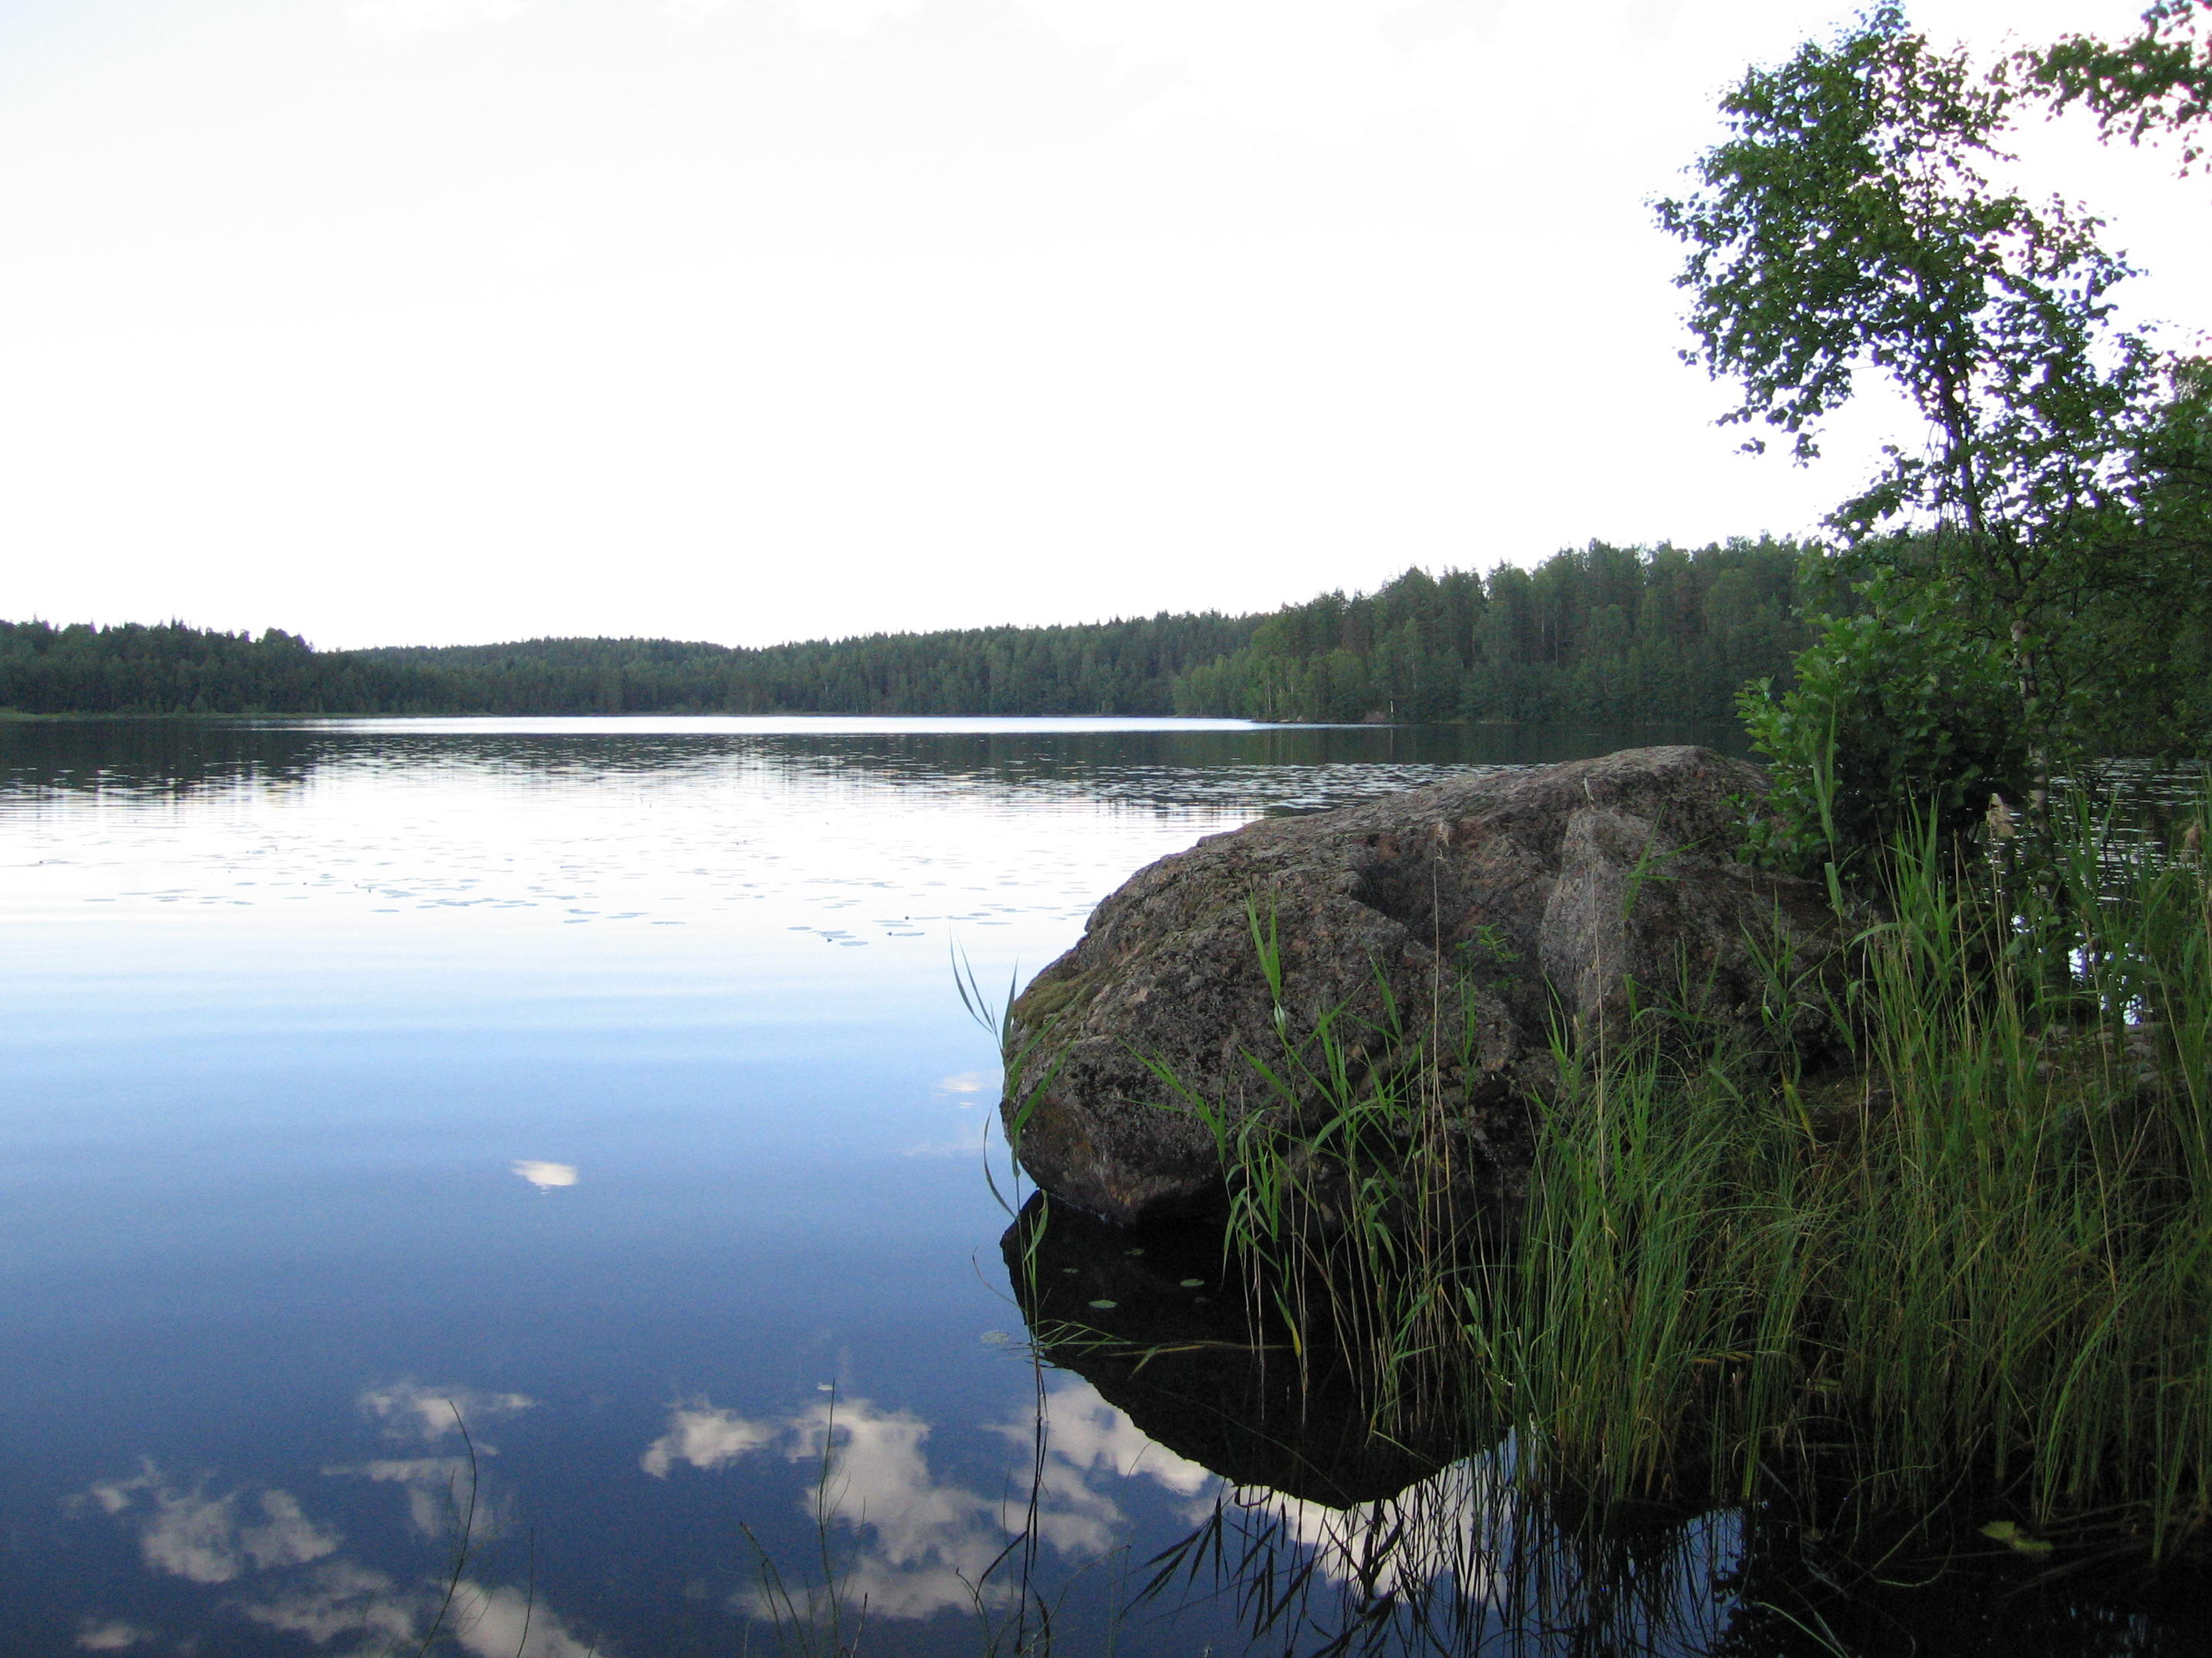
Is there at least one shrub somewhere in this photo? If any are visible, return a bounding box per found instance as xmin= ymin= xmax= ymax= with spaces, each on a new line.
xmin=1738 ymin=570 xmax=2028 ymax=875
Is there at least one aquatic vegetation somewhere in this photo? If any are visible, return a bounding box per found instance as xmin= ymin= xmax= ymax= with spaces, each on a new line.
xmin=1068 ymin=793 xmax=2212 ymax=1567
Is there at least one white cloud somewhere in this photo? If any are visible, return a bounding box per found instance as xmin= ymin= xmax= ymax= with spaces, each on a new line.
xmin=908 ymin=1070 xmax=1002 ymax=1151
xmin=643 ymin=1381 xmax=1218 ymax=1620
xmin=984 ymin=1378 xmax=1215 ymax=1555
xmin=1221 ymin=1457 xmax=1519 ymax=1602
xmin=244 ymin=1563 xmax=598 ymax=1658
xmin=1043 ymin=1379 xmax=1212 ymax=1500
xmin=898 ymin=1121 xmax=991 ymax=1157
xmin=75 ymin=1453 xmax=596 ymax=1658
xmin=639 ymin=1393 xmax=1018 ymax=1617
xmin=348 ymin=1457 xmax=481 ymax=1535
xmin=1002 ymin=0 xmax=1411 ymax=145
xmin=343 ymin=0 xmax=535 ymax=39
xmin=451 ymin=1583 xmax=602 ymax=1658
xmin=640 ymin=1403 xmax=778 ymax=1477
xmin=1207 ymin=1460 xmax=1735 ymax=1622
xmin=498 ymin=221 xmax=582 ymax=280
xmin=991 ymin=0 xmax=1989 ymax=155
xmin=1041 ymin=1379 xmax=1211 ymax=1495
xmin=139 ymin=1493 xmax=243 ymax=1584
xmin=79 ymin=1466 xmax=340 ymax=1586
xmin=771 ymin=1396 xmax=1011 ymax=1619
xmin=358 ymin=1380 xmax=537 ymax=1443
xmin=82 ymin=1471 xmax=143 ymax=1518
xmin=775 ymin=0 xmax=924 ymax=35
xmin=239 ymin=1490 xmax=345 ymax=1573
xmin=511 ymin=1158 xmax=579 ymax=1189
xmin=243 ymin=1560 xmax=416 ymax=1646
xmin=5 ymin=0 xmax=2198 ymax=658
xmin=74 ymin=1622 xmax=154 ymax=1653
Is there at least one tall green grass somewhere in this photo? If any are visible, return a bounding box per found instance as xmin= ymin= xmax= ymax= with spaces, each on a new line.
xmin=1128 ymin=898 xmax=1492 ymax=1435
xmin=1145 ymin=794 xmax=2212 ymax=1560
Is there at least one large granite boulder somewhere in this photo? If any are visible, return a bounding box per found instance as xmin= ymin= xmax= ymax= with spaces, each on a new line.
xmin=1001 ymin=746 xmax=1842 ymax=1227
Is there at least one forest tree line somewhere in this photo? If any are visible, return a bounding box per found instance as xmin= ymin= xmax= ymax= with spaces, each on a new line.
xmin=1169 ymin=538 xmax=1804 ymax=723
xmin=1 ymin=538 xmax=1807 ymax=724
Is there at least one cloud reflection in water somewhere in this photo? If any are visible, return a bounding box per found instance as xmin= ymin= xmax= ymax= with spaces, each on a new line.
xmin=75 ymin=1453 xmax=601 ymax=1658
xmin=242 ymin=1560 xmax=601 ymax=1658
xmin=639 ymin=1403 xmax=777 ymax=1478
xmin=80 ymin=1463 xmax=341 ymax=1585
xmin=346 ymin=1457 xmax=481 ymax=1536
xmin=358 ymin=1379 xmax=536 ymax=1444
xmin=642 ymin=1380 xmax=1213 ymax=1620
xmin=638 ymin=1378 xmax=1589 ymax=1636
xmin=71 ymin=1370 xmax=605 ymax=1657
xmin=73 ymin=1620 xmax=155 ymax=1651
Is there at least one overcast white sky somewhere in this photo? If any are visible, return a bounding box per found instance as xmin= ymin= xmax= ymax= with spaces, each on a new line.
xmin=2 ymin=0 xmax=2203 ymax=649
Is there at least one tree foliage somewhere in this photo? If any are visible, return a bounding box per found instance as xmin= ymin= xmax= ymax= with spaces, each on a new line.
xmin=1661 ymin=3 xmax=2211 ymax=858
xmin=0 ymin=621 xmax=436 ymax=717
xmin=1171 ymin=541 xmax=1804 ymax=724
xmin=2027 ymin=0 xmax=2212 ymax=173
xmin=1 ymin=543 xmax=1805 ymax=724
xmin=0 ymin=614 xmax=1251 ymax=718
xmin=361 ymin=613 xmax=1257 ymax=717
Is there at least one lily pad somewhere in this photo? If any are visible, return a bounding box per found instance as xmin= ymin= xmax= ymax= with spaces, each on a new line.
xmin=1978 ymin=1520 xmax=2054 ymax=1556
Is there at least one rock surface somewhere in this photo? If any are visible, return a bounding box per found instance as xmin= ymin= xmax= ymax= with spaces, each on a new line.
xmin=1001 ymin=746 xmax=1841 ymax=1227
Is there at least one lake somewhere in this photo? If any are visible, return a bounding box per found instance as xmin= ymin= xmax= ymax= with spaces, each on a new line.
xmin=1 ymin=717 xmax=2192 ymax=1658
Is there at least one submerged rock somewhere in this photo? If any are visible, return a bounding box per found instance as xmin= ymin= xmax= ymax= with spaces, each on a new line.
xmin=1001 ymin=745 xmax=1841 ymax=1227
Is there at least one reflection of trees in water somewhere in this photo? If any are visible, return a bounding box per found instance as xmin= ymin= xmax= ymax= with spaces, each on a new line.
xmin=0 ymin=721 xmax=325 ymax=801
xmin=0 ymin=721 xmax=1745 ymax=811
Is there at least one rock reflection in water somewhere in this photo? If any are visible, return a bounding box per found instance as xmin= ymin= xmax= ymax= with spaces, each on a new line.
xmin=1001 ymin=1194 xmax=1488 ymax=1510
xmin=1002 ymin=1195 xmax=2212 ymax=1658
xmin=1001 ymin=1195 xmax=1741 ymax=1654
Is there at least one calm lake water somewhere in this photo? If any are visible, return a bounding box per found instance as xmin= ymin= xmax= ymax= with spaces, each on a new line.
xmin=2 ymin=717 xmax=2195 ymax=1658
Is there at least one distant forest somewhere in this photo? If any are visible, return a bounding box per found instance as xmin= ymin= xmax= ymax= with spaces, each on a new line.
xmin=1171 ymin=539 xmax=1802 ymax=723
xmin=1 ymin=538 xmax=1806 ymax=723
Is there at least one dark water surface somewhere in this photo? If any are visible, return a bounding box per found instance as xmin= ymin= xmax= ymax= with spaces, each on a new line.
xmin=2 ymin=717 xmax=2193 ymax=1658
